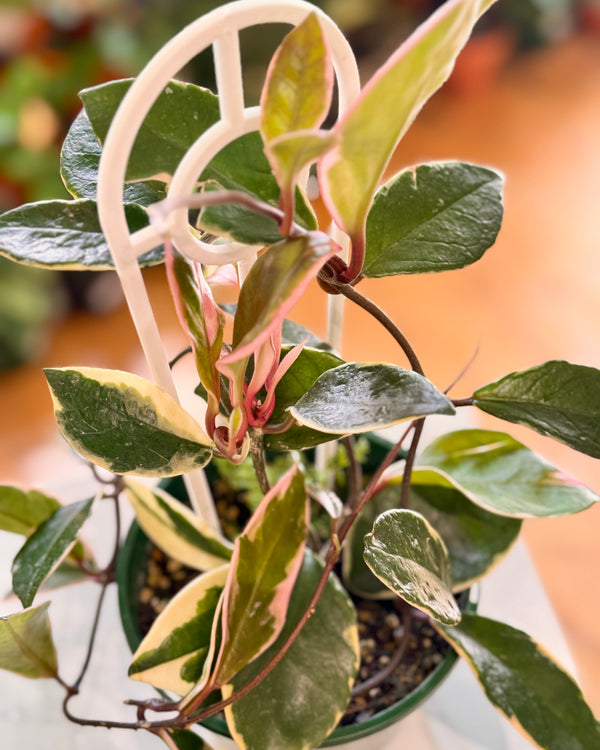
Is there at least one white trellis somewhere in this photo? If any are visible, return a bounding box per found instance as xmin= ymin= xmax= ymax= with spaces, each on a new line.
xmin=96 ymin=0 xmax=361 ymax=525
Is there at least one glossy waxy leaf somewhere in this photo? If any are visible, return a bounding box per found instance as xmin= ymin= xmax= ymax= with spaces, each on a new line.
xmin=226 ymin=234 xmax=336 ymax=363
xmin=409 ymin=469 xmax=522 ymax=590
xmin=212 ymin=467 xmax=308 ymax=686
xmin=61 ymin=109 xmax=166 ymax=205
xmin=419 ymin=429 xmax=599 ymax=517
xmin=0 ymin=486 xmax=60 ymax=535
xmin=343 ymin=472 xmax=521 ymax=596
xmin=124 ymin=481 xmax=232 ymax=573
xmin=289 ymin=363 xmax=455 ymax=434
xmin=224 ymin=551 xmax=359 ymax=750
xmin=363 ymin=162 xmax=503 ymax=277
xmin=81 ymin=80 xmax=316 ymax=244
xmin=0 ymin=484 xmax=97 ymax=588
xmin=363 ymin=509 xmax=461 ymax=624
xmin=474 ymin=361 xmax=600 ymax=459
xmin=438 ymin=613 xmax=600 ymax=750
xmin=0 ymin=199 xmax=162 ymax=270
xmin=12 ymin=496 xmax=95 ymax=608
xmin=164 ymin=729 xmax=211 ymax=750
xmin=0 ymin=604 xmax=58 ymax=679
xmin=319 ymin=0 xmax=497 ymax=239
xmin=80 ymin=79 xmax=221 ymax=182
xmin=45 ymin=367 xmax=212 ymax=476
xmin=129 ymin=565 xmax=228 ymax=695
xmin=265 ymin=346 xmax=345 ymax=451
xmin=342 ymin=482 xmax=401 ymax=599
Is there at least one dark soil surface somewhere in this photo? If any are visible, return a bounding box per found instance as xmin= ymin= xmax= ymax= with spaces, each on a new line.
xmin=135 ymin=544 xmax=453 ymax=725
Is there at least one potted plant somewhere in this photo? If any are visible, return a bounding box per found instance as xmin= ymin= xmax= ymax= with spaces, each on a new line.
xmin=0 ymin=1 xmax=598 ymax=748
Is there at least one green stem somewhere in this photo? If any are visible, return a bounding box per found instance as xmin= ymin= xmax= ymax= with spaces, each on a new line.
xmin=250 ymin=435 xmax=271 ymax=495
xmin=341 ymin=436 xmax=362 ymax=511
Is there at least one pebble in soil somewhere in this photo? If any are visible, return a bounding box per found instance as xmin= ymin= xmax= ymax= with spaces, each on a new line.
xmin=136 ymin=545 xmax=453 ymax=725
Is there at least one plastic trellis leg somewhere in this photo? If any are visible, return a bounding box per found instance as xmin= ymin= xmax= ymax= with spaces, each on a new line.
xmin=96 ymin=0 xmax=360 ymax=527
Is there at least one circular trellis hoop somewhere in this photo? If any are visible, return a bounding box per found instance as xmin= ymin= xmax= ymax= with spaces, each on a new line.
xmin=96 ymin=0 xmax=360 ymax=524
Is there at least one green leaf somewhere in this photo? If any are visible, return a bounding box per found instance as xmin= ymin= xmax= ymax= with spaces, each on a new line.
xmin=419 ymin=429 xmax=599 ymax=517
xmin=265 ymin=346 xmax=345 ymax=451
xmin=474 ymin=361 xmax=600 ymax=459
xmin=261 ymin=12 xmax=334 ymax=194
xmin=319 ymin=0 xmax=497 ymax=239
xmin=0 ymin=604 xmax=58 ymax=679
xmin=12 ymin=496 xmax=94 ymax=608
xmin=0 ymin=199 xmax=163 ymax=270
xmin=363 ymin=162 xmax=503 ymax=277
xmin=164 ymin=729 xmax=211 ymax=750
xmin=0 ymin=486 xmax=60 ymax=535
xmin=342 ymin=482 xmax=402 ymax=599
xmin=228 ymin=234 xmax=336 ymax=362
xmin=80 ymin=79 xmax=317 ymax=244
xmin=61 ymin=109 xmax=166 ymax=205
xmin=289 ymin=363 xmax=455 ymax=434
xmin=409 ymin=469 xmax=522 ymax=590
xmin=45 ymin=367 xmax=212 ymax=476
xmin=212 ymin=467 xmax=308 ymax=686
xmin=224 ymin=551 xmax=359 ymax=750
xmin=196 ymin=134 xmax=318 ymax=245
xmin=261 ymin=13 xmax=333 ymax=142
xmin=124 ymin=480 xmax=232 ymax=572
xmin=80 ymin=79 xmax=221 ymax=182
xmin=129 ymin=565 xmax=228 ymax=696
xmin=267 ymin=131 xmax=335 ymax=198
xmin=363 ymin=509 xmax=461 ymax=625
xmin=280 ymin=319 xmax=333 ymax=351
xmin=437 ymin=613 xmax=600 ymax=750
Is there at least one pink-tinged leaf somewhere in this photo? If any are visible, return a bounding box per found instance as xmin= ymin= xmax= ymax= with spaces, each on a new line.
xmin=205 ymin=263 xmax=238 ymax=287
xmin=221 ymin=233 xmax=337 ymax=368
xmin=319 ymin=0 xmax=498 ymax=240
xmin=257 ymin=339 xmax=307 ymax=426
xmin=165 ymin=244 xmax=224 ymax=411
xmin=245 ymin=335 xmax=281 ymax=427
xmin=210 ymin=466 xmax=308 ymax=687
xmin=261 ymin=12 xmax=333 ymax=143
xmin=267 ymin=130 xmax=336 ymax=220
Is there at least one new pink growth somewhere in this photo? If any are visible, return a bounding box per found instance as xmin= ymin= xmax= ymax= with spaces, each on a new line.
xmin=245 ymin=331 xmax=307 ymax=428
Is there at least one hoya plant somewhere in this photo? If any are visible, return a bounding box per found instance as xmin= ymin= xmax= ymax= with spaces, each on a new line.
xmin=0 ymin=1 xmax=599 ymax=749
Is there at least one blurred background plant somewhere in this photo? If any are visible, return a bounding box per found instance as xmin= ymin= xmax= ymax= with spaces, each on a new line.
xmin=0 ymin=0 xmax=584 ymax=370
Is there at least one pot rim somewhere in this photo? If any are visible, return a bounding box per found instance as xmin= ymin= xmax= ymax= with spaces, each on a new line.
xmin=117 ymin=511 xmax=477 ymax=746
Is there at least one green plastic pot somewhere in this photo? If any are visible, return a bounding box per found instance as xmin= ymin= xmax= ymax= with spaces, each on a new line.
xmin=117 ymin=434 xmax=476 ymax=747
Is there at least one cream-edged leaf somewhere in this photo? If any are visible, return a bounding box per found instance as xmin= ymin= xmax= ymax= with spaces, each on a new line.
xmin=289 ymin=363 xmax=455 ymax=434
xmin=437 ymin=613 xmax=600 ymax=750
xmin=363 ymin=509 xmax=461 ymax=625
xmin=44 ymin=367 xmax=212 ymax=476
xmin=124 ymin=480 xmax=232 ymax=571
xmin=129 ymin=565 xmax=229 ymax=696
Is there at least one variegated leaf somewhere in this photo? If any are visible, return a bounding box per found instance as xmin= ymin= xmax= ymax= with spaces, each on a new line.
xmin=45 ymin=367 xmax=212 ymax=476
xmin=124 ymin=480 xmax=232 ymax=571
xmin=129 ymin=566 xmax=228 ymax=695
